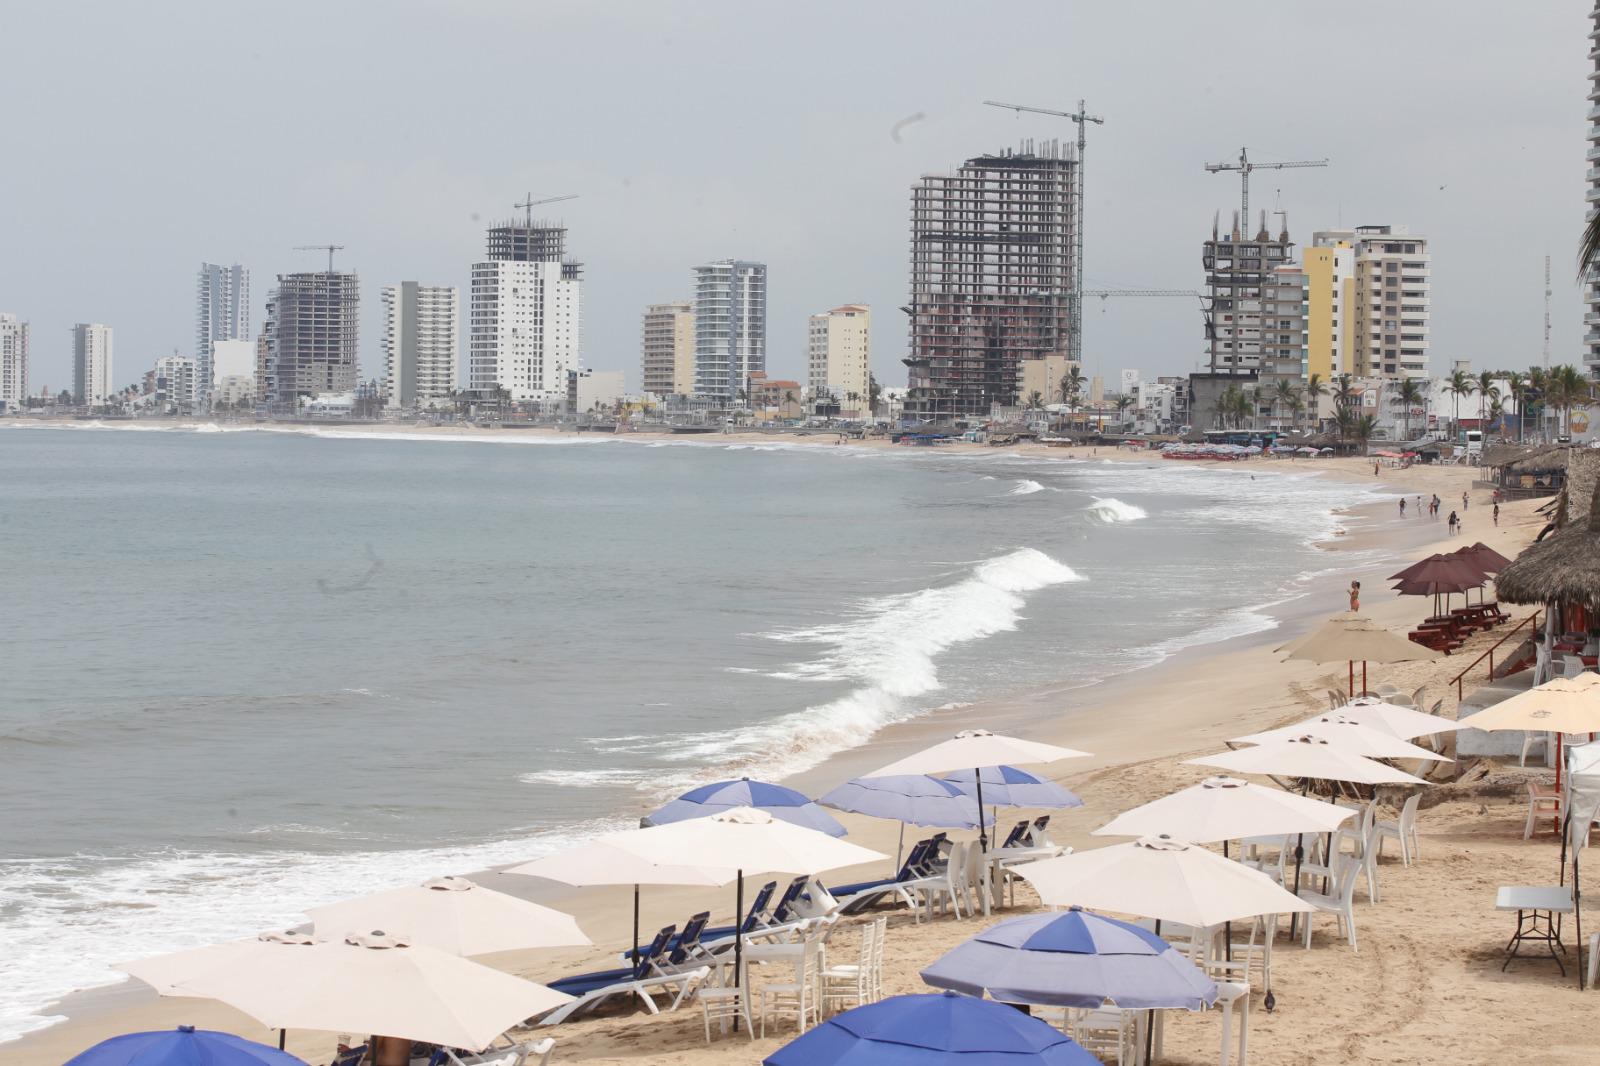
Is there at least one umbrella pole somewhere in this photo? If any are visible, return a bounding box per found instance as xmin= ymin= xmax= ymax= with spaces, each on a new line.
xmin=1143 ymin=919 xmax=1162 ymax=1066
xmin=1222 ymin=839 xmax=1233 ymax=964
xmin=975 ymin=770 xmax=988 ymax=852
xmin=632 ymin=884 xmax=642 ymax=979
xmin=1362 ymin=661 xmax=1368 ymax=697
xmin=278 ymin=1030 xmax=286 ymax=1051
xmin=1348 ymin=660 xmax=1353 ymax=697
xmin=1576 ymin=850 xmax=1586 ymax=991
xmin=733 ymin=870 xmax=745 ymax=1032
xmin=896 ymin=821 xmax=905 ymax=874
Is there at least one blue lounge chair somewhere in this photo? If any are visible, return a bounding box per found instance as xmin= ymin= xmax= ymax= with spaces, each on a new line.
xmin=999 ymin=820 xmax=1031 ymax=849
xmin=541 ymin=925 xmax=709 ymax=1025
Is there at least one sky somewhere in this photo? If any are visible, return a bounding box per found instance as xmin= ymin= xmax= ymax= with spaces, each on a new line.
xmin=0 ymin=1 xmax=1589 ymax=395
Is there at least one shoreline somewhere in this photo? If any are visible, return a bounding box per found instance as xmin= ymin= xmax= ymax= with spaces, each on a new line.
xmin=4 ymin=429 xmax=1504 ymax=1062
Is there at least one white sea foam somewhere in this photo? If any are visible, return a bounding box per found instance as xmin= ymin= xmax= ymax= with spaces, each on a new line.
xmin=1085 ymin=497 xmax=1148 ymax=523
xmin=1009 ymin=479 xmax=1045 ymax=496
xmin=518 ymin=768 xmax=655 ymax=788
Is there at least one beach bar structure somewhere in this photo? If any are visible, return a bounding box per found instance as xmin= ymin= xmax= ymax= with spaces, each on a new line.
xmin=1482 ymin=443 xmax=1575 ymax=500
xmin=903 ymin=142 xmax=1076 ymax=421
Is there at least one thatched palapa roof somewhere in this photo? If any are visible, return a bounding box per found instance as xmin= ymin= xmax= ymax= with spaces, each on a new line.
xmin=1496 ymin=455 xmax=1600 ymax=607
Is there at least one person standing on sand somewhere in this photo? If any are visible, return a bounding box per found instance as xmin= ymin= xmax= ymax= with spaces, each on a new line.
xmin=1349 ymin=581 xmax=1361 ymax=612
xmin=1399 ymin=498 xmax=1406 ymax=517
xmin=1494 ymin=502 xmax=1500 ymax=526
xmin=1374 ymin=461 xmax=1380 ymax=476
xmin=1462 ymin=491 xmax=1469 ymax=510
xmin=1448 ymin=510 xmax=1459 ymax=535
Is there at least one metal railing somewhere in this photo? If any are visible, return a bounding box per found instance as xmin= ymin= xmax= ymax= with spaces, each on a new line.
xmin=1452 ymin=611 xmax=1542 ymax=699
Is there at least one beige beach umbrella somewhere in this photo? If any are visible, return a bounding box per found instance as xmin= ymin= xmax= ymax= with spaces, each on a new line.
xmin=1457 ymin=673 xmax=1600 ymax=788
xmin=867 ymin=729 xmax=1092 ymax=849
xmin=1276 ymin=612 xmax=1441 ymax=694
xmin=1091 ymin=776 xmax=1354 ymax=843
xmin=1014 ymin=835 xmax=1314 ymax=929
xmin=1330 ymin=696 xmax=1463 ymax=741
xmin=599 ymin=807 xmax=885 ymax=995
xmin=1232 ymin=715 xmax=1451 ymax=763
xmin=154 ymin=932 xmax=570 ymax=1051
xmin=116 ymin=930 xmax=316 ymax=997
xmin=1186 ymin=736 xmax=1428 ymax=786
xmin=305 ymin=876 xmax=590 ymax=957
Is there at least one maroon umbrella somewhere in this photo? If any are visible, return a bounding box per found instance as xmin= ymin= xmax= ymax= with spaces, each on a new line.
xmin=1459 ymin=542 xmax=1514 ymax=573
xmin=1390 ymin=554 xmax=1485 ymax=618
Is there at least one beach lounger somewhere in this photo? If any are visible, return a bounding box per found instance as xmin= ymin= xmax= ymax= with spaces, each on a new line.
xmin=543 ymin=925 xmax=708 ymax=1025
xmin=436 ymin=1038 xmax=556 ymax=1066
xmin=998 ymin=821 xmax=1031 ymax=849
xmin=828 ymin=841 xmax=948 ymax=923
xmin=829 ymin=840 xmax=934 ymax=909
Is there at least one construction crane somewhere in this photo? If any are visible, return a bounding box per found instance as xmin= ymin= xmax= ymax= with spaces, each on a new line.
xmin=984 ymin=98 xmax=1103 ymax=367
xmin=514 ymin=193 xmax=578 ymax=227
xmin=1544 ymin=254 xmax=1552 ymax=370
xmin=1204 ymin=148 xmax=1327 ymax=236
xmin=294 ymin=245 xmax=346 ymax=272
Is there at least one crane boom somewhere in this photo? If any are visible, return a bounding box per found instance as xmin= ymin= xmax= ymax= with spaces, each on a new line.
xmin=514 ymin=193 xmax=578 ymax=227
xmin=983 ymin=99 xmax=1104 ymax=368
xmin=1204 ymin=147 xmax=1327 ymax=236
xmin=294 ymin=244 xmax=345 ymax=272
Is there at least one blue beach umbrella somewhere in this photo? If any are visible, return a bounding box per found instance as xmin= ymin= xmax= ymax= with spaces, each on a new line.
xmin=943 ymin=766 xmax=1084 ymax=811
xmin=764 ymin=991 xmax=1098 ymax=1066
xmin=642 ymin=777 xmax=847 ymax=837
xmin=65 ymin=1027 xmax=307 ymax=1066
xmin=819 ymin=775 xmax=992 ymax=871
xmin=920 ymin=909 xmax=1217 ymax=1011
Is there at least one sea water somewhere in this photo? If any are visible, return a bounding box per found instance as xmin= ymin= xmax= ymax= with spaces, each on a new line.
xmin=0 ymin=425 xmax=1381 ymax=1041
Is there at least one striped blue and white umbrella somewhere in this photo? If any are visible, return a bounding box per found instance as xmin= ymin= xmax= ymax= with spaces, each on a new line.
xmin=944 ymin=765 xmax=1083 ymax=810
xmin=642 ymin=778 xmax=847 ymax=837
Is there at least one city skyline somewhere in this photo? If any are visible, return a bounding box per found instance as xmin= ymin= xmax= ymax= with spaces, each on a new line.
xmin=0 ymin=2 xmax=1587 ymax=396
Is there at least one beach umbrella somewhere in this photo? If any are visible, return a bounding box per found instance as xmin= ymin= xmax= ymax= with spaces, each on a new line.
xmin=145 ymin=933 xmax=570 ymax=1052
xmin=599 ymin=808 xmax=885 ymax=1003
xmin=64 ymin=1026 xmax=307 ymax=1066
xmin=1461 ymin=541 xmax=1514 ymax=572
xmin=920 ymin=909 xmax=1217 ymax=1011
xmin=641 ymin=777 xmax=847 ymax=836
xmin=818 ymin=774 xmax=990 ymax=871
xmin=504 ymin=842 xmax=732 ymax=986
xmin=1389 ymin=553 xmax=1484 ymax=616
xmin=942 ymin=766 xmax=1084 ymax=811
xmin=764 ymin=991 xmax=1099 ymax=1066
xmin=1091 ymin=776 xmax=1353 ymax=843
xmin=1457 ymin=673 xmax=1600 ymax=789
xmin=1276 ymin=613 xmax=1441 ymax=696
xmin=305 ymin=876 xmax=589 ymax=957
xmin=868 ymin=730 xmax=1092 ymax=850
xmin=1186 ymin=736 xmax=1428 ymax=786
xmin=1231 ymin=715 xmax=1450 ymax=763
xmin=1331 ymin=696 xmax=1463 ymax=741
xmin=117 ymin=932 xmax=317 ymax=998
xmin=1013 ymin=836 xmax=1313 ymax=931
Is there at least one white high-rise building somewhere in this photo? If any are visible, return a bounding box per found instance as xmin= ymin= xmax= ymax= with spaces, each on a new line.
xmin=1312 ymin=225 xmax=1430 ymax=379
xmin=196 ymin=263 xmax=250 ymax=404
xmin=383 ymin=282 xmax=459 ymax=409
xmin=73 ymin=323 xmax=113 ymax=406
xmin=154 ymin=355 xmax=199 ymax=412
xmin=806 ymin=304 xmax=871 ymax=415
xmin=469 ymin=221 xmax=582 ymax=404
xmin=0 ymin=313 xmax=27 ymax=411
xmin=1588 ymin=1 xmax=1600 ymax=377
xmin=693 ymin=260 xmax=766 ymax=402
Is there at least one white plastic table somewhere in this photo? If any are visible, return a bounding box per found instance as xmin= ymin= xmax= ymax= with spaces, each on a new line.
xmin=1495 ymin=885 xmax=1574 ymax=975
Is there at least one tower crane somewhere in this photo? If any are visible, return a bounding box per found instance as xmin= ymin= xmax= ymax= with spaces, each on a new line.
xmin=514 ymin=193 xmax=578 ymax=227
xmin=1204 ymin=148 xmax=1327 ymax=236
xmin=294 ymin=245 xmax=346 ymax=272
xmin=984 ymin=98 xmax=1103 ymax=367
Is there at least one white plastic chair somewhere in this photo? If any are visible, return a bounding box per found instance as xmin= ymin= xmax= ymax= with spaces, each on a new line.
xmin=922 ymin=841 xmax=968 ymax=919
xmin=819 ymin=918 xmax=877 ymax=1015
xmin=1212 ymin=981 xmax=1251 ymax=1066
xmin=1068 ymin=1007 xmax=1136 ymax=1065
xmin=1300 ymin=856 xmax=1360 ymax=951
xmin=757 ymin=940 xmax=821 ymax=1036
xmin=1521 ymin=732 xmax=1550 ymax=767
xmin=1375 ymin=793 xmax=1422 ymax=866
xmin=699 ymin=984 xmax=753 ymax=1043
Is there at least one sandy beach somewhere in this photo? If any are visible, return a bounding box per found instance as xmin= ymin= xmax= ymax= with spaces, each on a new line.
xmin=8 ymin=435 xmax=1564 ymax=1066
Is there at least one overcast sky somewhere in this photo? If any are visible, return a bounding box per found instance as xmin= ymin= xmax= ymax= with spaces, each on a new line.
xmin=0 ymin=1 xmax=1588 ymax=394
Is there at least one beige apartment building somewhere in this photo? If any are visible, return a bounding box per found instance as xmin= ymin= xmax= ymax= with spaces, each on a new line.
xmin=641 ymin=301 xmax=695 ymax=397
xmin=1018 ymin=353 xmax=1078 ymax=407
xmin=807 ymin=304 xmax=871 ymax=415
xmin=1312 ymin=225 xmax=1430 ymax=380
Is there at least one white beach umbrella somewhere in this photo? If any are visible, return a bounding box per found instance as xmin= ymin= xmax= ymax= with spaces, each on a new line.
xmin=1091 ymin=776 xmax=1354 ymax=843
xmin=600 ymin=807 xmax=885 ymax=992
xmin=504 ymin=842 xmax=733 ymax=981
xmin=1457 ymin=673 xmax=1600 ymax=789
xmin=1014 ymin=835 xmax=1314 ymax=929
xmin=1186 ymin=736 xmax=1429 ymax=786
xmin=1331 ymin=696 xmax=1463 ymax=741
xmin=305 ymin=876 xmax=590 ymax=957
xmin=1232 ymin=715 xmax=1451 ymax=763
xmin=867 ymin=729 xmax=1091 ymax=849
xmin=117 ymin=930 xmax=316 ymax=997
xmin=130 ymin=932 xmax=571 ymax=1051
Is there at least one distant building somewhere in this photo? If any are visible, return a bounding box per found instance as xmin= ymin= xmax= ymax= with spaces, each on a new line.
xmin=1312 ymin=226 xmax=1430 ymax=379
xmin=807 ymin=304 xmax=871 ymax=416
xmin=1119 ymin=368 xmax=1140 ymax=398
xmin=72 ymin=323 xmax=113 ymax=406
xmin=1259 ymin=263 xmax=1310 ymax=423
xmin=1203 ymin=213 xmax=1293 ymax=376
xmin=746 ymin=371 xmax=803 ymax=417
xmin=0 ymin=313 xmax=28 ymax=411
xmin=195 ymin=263 xmax=250 ymax=405
xmin=264 ymin=271 xmax=359 ymax=407
xmin=1300 ymin=238 xmax=1355 ymax=385
xmin=568 ymin=368 xmax=625 ymax=414
xmin=1019 ymin=354 xmax=1077 ymax=408
xmin=641 ymin=301 xmax=695 ymax=397
xmin=905 ymin=143 xmax=1075 ymax=419
xmin=154 ymin=355 xmax=199 ymax=412
xmin=383 ymin=282 xmax=459 ymax=410
xmin=469 ymin=220 xmax=582 ymax=405
xmin=209 ymin=339 xmax=255 ymax=408
xmin=693 ymin=260 xmax=766 ymax=402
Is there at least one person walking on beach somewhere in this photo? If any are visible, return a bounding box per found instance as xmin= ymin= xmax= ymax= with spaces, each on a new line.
xmin=1462 ymin=491 xmax=1469 ymax=510
xmin=1399 ymin=498 xmax=1406 ymax=517
xmin=1494 ymin=502 xmax=1500 ymax=526
xmin=1447 ymin=510 xmax=1459 ymax=535
xmin=1349 ymin=581 xmax=1361 ymax=612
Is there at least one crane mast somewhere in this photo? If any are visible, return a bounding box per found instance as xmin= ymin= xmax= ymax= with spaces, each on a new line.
xmin=983 ymin=99 xmax=1103 ymax=367
xmin=1203 ymin=148 xmax=1327 ymax=236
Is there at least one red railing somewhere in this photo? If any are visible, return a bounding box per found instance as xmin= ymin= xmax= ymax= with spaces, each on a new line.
xmin=1452 ymin=611 xmax=1542 ymax=699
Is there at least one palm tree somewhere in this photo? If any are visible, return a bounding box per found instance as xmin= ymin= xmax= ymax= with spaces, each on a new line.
xmin=1273 ymin=380 xmax=1298 ymax=429
xmin=1549 ymin=364 xmax=1592 ymax=437
xmin=1332 ymin=373 xmax=1356 ymax=410
xmin=1026 ymin=390 xmax=1044 ymax=410
xmin=1113 ymin=392 xmax=1133 ymax=426
xmin=1475 ymin=370 xmax=1497 ymax=426
xmin=868 ymin=374 xmax=882 ymax=419
xmin=1501 ymin=370 xmax=1528 ymax=442
xmin=1444 ymin=369 xmax=1475 ymax=434
xmin=1352 ymin=414 xmax=1378 ymax=451
xmin=1391 ymin=378 xmax=1425 ymax=442
xmin=1060 ymin=365 xmax=1086 ymax=406
xmin=1332 ymin=406 xmax=1355 ymax=450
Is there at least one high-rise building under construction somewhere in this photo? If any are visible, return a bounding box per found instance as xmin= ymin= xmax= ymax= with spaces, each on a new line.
xmin=904 ymin=142 xmax=1075 ymax=420
xmin=1202 ymin=213 xmax=1295 ymax=377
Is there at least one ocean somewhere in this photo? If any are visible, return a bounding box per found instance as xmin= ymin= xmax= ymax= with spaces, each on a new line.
xmin=0 ymin=424 xmax=1383 ymax=1041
